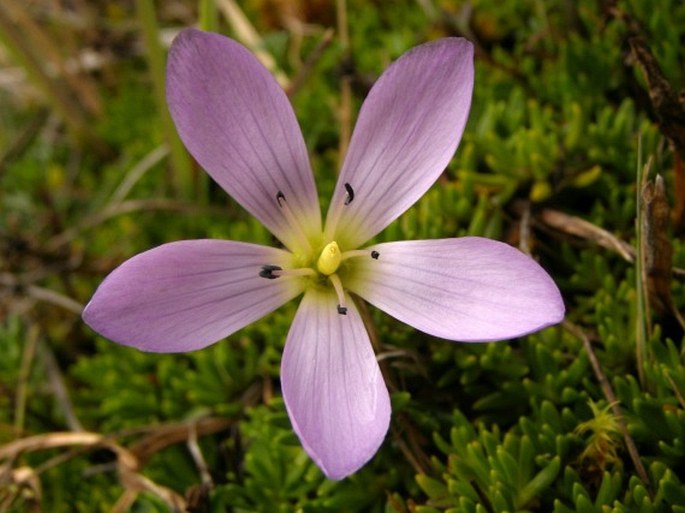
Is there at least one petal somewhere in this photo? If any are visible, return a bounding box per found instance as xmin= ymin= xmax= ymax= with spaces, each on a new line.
xmin=166 ymin=29 xmax=321 ymax=252
xmin=83 ymin=240 xmax=303 ymax=352
xmin=325 ymin=38 xmax=474 ymax=249
xmin=281 ymin=288 xmax=391 ymax=480
xmin=346 ymin=238 xmax=564 ymax=342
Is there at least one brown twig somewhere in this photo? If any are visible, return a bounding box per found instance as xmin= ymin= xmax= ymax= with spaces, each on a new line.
xmin=128 ymin=417 xmax=232 ymax=466
xmin=37 ymin=339 xmax=84 ymax=432
xmin=285 ymin=28 xmax=335 ymax=97
xmin=0 ymin=431 xmax=104 ymax=460
xmin=1 ymin=416 xmax=234 ymax=511
xmin=0 ymin=108 xmax=49 ymax=177
xmin=215 ymin=0 xmax=289 ymax=87
xmin=628 ymin=36 xmax=685 ymax=161
xmin=187 ymin=423 xmax=213 ymax=487
xmin=107 ymin=144 xmax=169 ymax=206
xmin=518 ymin=200 xmax=532 ymax=256
xmin=539 ymin=209 xmax=635 ymax=262
xmin=563 ymin=321 xmax=651 ymax=492
xmin=0 ymin=273 xmax=83 ymax=315
xmin=640 ymin=174 xmax=685 ymax=331
xmin=355 ymin=298 xmax=431 ymax=475
xmin=45 ymin=198 xmax=210 ymax=251
xmin=14 ymin=326 xmax=39 ymax=434
xmin=6 ymin=0 xmax=101 ymax=116
xmin=111 ymin=441 xmax=186 ymax=512
xmin=0 ymin=0 xmax=100 ymax=141
xmin=536 ymin=205 xmax=685 ymax=283
xmin=0 ymin=465 xmax=42 ymax=512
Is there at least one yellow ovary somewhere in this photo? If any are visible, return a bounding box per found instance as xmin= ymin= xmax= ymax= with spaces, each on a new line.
xmin=317 ymin=241 xmax=342 ymax=276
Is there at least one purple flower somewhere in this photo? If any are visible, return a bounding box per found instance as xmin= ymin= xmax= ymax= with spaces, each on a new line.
xmin=83 ymin=29 xmax=564 ymax=480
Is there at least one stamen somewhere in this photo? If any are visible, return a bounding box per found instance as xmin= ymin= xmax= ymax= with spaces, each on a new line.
xmin=259 ymin=265 xmax=316 ymax=279
xmin=328 ymin=273 xmax=347 ymax=315
xmin=341 ymin=249 xmax=380 ymax=261
xmin=278 ymin=268 xmax=317 ymax=277
xmin=344 ymin=183 xmax=355 ymax=205
xmin=259 ymin=265 xmax=282 ymax=279
xmin=275 ymin=191 xmax=312 ymax=253
xmin=323 ymin=182 xmax=356 ymax=241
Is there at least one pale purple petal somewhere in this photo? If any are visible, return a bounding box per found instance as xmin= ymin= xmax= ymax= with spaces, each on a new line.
xmin=325 ymin=38 xmax=474 ymax=249
xmin=281 ymin=288 xmax=391 ymax=480
xmin=166 ymin=29 xmax=321 ymax=251
xmin=83 ymin=240 xmax=303 ymax=352
xmin=346 ymin=238 xmax=564 ymax=341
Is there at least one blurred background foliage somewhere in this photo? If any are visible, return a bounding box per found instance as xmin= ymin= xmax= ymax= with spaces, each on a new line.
xmin=1 ymin=0 xmax=685 ymax=511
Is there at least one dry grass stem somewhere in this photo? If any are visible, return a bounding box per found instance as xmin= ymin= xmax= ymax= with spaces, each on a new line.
xmin=286 ymin=27 xmax=335 ymax=97
xmin=215 ymin=0 xmax=289 ymax=87
xmin=564 ymin=321 xmax=651 ymax=493
xmin=0 ymin=416 xmax=233 ymax=511
xmin=540 ymin=209 xmax=635 ymax=262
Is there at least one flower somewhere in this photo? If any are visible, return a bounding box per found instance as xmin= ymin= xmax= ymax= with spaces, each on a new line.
xmin=83 ymin=29 xmax=564 ymax=480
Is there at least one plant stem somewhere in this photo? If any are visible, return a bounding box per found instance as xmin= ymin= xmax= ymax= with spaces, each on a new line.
xmin=199 ymin=0 xmax=219 ymax=32
xmin=136 ymin=0 xmax=194 ymax=199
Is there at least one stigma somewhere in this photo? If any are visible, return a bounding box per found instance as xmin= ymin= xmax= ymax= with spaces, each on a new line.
xmin=317 ymin=241 xmax=342 ymax=276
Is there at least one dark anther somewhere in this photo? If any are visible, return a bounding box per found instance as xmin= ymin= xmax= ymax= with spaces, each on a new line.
xmin=337 ymin=305 xmax=348 ymax=315
xmin=344 ymin=183 xmax=355 ymax=205
xmin=276 ymin=191 xmax=286 ymax=207
xmin=371 ymin=250 xmax=380 ymax=260
xmin=259 ymin=265 xmax=282 ymax=279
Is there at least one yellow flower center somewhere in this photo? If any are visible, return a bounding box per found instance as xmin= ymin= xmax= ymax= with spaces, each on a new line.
xmin=316 ymin=241 xmax=342 ymax=276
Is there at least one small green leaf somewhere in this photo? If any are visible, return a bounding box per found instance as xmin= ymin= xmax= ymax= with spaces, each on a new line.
xmin=517 ymin=456 xmax=561 ymax=509
xmin=416 ymin=474 xmax=449 ymax=500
